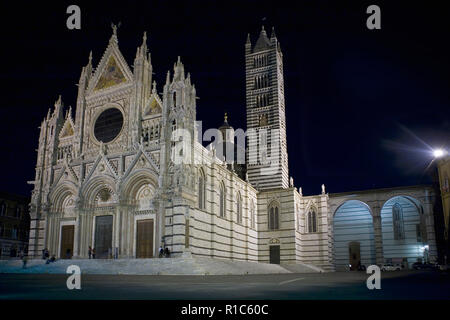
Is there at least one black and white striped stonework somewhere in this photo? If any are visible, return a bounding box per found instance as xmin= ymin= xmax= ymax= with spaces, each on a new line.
xmin=245 ymin=28 xmax=289 ymax=191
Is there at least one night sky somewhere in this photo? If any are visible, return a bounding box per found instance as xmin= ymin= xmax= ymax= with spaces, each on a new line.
xmin=0 ymin=1 xmax=448 ymax=197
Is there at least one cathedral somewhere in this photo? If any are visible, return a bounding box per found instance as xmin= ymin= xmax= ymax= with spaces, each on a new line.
xmin=27 ymin=26 xmax=438 ymax=271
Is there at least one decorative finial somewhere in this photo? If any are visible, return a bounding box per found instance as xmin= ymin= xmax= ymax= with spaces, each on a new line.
xmin=88 ymin=51 xmax=92 ymax=64
xmin=111 ymin=22 xmax=121 ymax=36
xmin=55 ymin=95 xmax=62 ymax=108
xmin=152 ymin=81 xmax=156 ymax=93
xmin=111 ymin=23 xmax=117 ymax=36
xmin=143 ymin=31 xmax=147 ymax=43
xmin=321 ymin=184 xmax=326 ymax=194
xmin=224 ymin=112 xmax=228 ymax=122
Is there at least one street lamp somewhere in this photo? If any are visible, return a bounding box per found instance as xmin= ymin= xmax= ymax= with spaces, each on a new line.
xmin=433 ymin=148 xmax=446 ymax=158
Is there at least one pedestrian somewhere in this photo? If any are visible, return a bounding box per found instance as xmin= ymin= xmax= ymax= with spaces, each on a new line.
xmin=159 ymin=246 xmax=164 ymax=258
xmin=66 ymin=248 xmax=71 ymax=259
xmin=92 ymin=248 xmax=96 ymax=259
xmin=22 ymin=254 xmax=28 ymax=269
xmin=88 ymin=246 xmax=92 ymax=259
xmin=44 ymin=248 xmax=49 ymax=260
xmin=42 ymin=248 xmax=46 ymax=260
xmin=164 ymin=247 xmax=170 ymax=258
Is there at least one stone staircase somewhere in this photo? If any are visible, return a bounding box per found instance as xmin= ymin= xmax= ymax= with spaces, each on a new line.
xmin=280 ymin=263 xmax=326 ymax=273
xmin=0 ymin=257 xmax=322 ymax=275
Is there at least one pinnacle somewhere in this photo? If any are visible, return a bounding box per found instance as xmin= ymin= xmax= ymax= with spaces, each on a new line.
xmin=270 ymin=26 xmax=276 ymax=38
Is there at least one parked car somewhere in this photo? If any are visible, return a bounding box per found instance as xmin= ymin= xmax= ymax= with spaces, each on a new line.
xmin=381 ymin=263 xmax=402 ymax=271
xmin=412 ymin=262 xmax=438 ymax=270
xmin=438 ymin=264 xmax=449 ymax=271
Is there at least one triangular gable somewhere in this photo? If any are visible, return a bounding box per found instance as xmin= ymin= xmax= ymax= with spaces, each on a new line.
xmin=52 ymin=162 xmax=79 ymax=188
xmin=94 ymin=56 xmax=127 ymax=91
xmin=143 ymin=94 xmax=162 ymax=117
xmin=122 ymin=148 xmax=159 ymax=181
xmin=87 ymin=36 xmax=134 ymax=95
xmin=89 ymin=154 xmax=119 ymax=179
xmin=59 ymin=116 xmax=75 ymax=138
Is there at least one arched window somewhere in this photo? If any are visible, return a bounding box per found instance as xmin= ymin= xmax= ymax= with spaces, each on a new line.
xmin=250 ymin=201 xmax=256 ymax=229
xmin=12 ymin=226 xmax=18 ymax=239
xmin=392 ymin=203 xmax=405 ymax=240
xmin=171 ymin=119 xmax=177 ymax=132
xmin=219 ymin=182 xmax=226 ymax=218
xmin=307 ymin=210 xmax=317 ymax=233
xmin=0 ymin=202 xmax=6 ymax=216
xmin=236 ymin=192 xmax=242 ymax=224
xmin=268 ymin=203 xmax=279 ymax=230
xmin=198 ymin=169 xmax=206 ymax=209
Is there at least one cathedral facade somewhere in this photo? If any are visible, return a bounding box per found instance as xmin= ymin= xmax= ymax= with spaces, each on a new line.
xmin=28 ymin=27 xmax=438 ymax=270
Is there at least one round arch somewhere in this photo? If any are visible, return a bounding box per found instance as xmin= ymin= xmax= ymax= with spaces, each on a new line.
xmin=380 ymin=195 xmax=425 ymax=267
xmin=333 ymin=200 xmax=376 ymax=271
xmin=48 ymin=180 xmax=78 ymax=212
xmin=332 ymin=199 xmax=374 ymax=218
xmin=120 ymin=168 xmax=158 ymax=203
xmin=82 ymin=174 xmax=117 ymax=205
xmin=380 ymin=194 xmax=424 ymax=215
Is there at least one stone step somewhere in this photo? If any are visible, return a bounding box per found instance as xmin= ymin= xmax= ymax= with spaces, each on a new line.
xmin=0 ymin=257 xmax=303 ymax=275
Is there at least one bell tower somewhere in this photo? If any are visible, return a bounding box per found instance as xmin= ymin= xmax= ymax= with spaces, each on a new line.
xmin=245 ymin=26 xmax=289 ymax=190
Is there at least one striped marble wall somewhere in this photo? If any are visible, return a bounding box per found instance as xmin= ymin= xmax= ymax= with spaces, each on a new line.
xmin=380 ymin=196 xmax=423 ymax=266
xmin=333 ymin=200 xmax=376 ymax=270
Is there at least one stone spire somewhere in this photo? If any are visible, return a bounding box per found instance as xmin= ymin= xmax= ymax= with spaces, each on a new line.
xmin=253 ymin=25 xmax=271 ymax=52
xmin=173 ymin=56 xmax=185 ymax=82
xmin=270 ymin=26 xmax=276 ymax=39
xmin=54 ymin=95 xmax=63 ymax=115
xmin=140 ymin=31 xmax=148 ymax=57
xmin=165 ymin=70 xmax=171 ymax=85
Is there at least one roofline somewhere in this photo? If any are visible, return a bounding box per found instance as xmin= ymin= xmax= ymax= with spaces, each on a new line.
xmin=328 ymin=184 xmax=434 ymax=198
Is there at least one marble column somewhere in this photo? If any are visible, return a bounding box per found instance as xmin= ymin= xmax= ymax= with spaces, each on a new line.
xmin=423 ymin=192 xmax=438 ymax=262
xmin=373 ymin=214 xmax=384 ymax=265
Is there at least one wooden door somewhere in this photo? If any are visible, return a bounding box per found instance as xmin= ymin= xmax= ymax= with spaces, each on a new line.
xmin=269 ymin=245 xmax=280 ymax=264
xmin=348 ymin=241 xmax=361 ymax=270
xmin=136 ymin=219 xmax=154 ymax=258
xmin=95 ymin=215 xmax=113 ymax=259
xmin=60 ymin=225 xmax=74 ymax=259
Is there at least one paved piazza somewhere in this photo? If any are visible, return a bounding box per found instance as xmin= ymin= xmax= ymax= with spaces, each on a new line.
xmin=1 ymin=270 xmax=449 ymax=300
